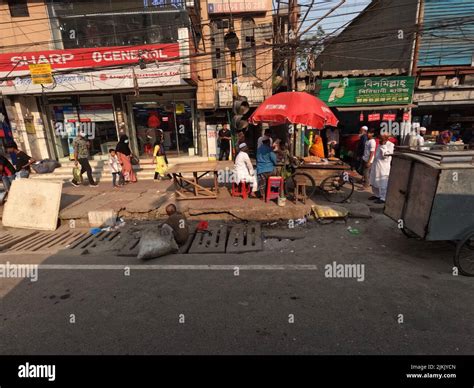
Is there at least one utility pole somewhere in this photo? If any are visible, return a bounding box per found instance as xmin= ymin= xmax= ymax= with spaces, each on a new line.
xmin=288 ymin=0 xmax=298 ymax=91
xmin=224 ymin=28 xmax=240 ymax=101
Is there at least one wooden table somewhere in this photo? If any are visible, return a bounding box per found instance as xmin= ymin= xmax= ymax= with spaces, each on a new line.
xmin=168 ymin=161 xmax=232 ymax=200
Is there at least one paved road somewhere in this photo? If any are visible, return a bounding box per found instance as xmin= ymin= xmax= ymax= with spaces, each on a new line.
xmin=0 ymin=214 xmax=473 ymax=355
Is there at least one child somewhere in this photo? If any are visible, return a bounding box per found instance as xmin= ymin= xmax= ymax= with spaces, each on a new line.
xmin=153 ymin=139 xmax=168 ymax=180
xmin=108 ymin=149 xmax=123 ymax=188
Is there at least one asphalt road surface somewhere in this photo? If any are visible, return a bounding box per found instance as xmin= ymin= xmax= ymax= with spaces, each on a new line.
xmin=0 ymin=214 xmax=473 ymax=355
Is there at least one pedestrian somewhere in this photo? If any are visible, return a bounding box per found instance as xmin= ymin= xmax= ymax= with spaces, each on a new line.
xmin=355 ymin=125 xmax=368 ymax=174
xmin=369 ymin=133 xmax=395 ymax=204
xmin=153 ymin=138 xmax=168 ymax=180
xmin=0 ymin=154 xmax=15 ymax=192
xmin=233 ymin=143 xmax=258 ymax=197
xmin=108 ymin=149 xmax=123 ymax=188
xmin=70 ymin=133 xmax=97 ymax=187
xmin=218 ymin=124 xmax=232 ymax=161
xmin=162 ymin=203 xmax=189 ymax=246
xmin=5 ymin=142 xmax=35 ymax=180
xmin=361 ymin=128 xmax=376 ymax=188
xmin=116 ymin=135 xmax=137 ymax=183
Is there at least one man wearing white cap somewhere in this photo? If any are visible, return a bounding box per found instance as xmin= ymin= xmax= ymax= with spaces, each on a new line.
xmin=355 ymin=125 xmax=369 ymax=175
xmin=233 ymin=143 xmax=258 ymax=196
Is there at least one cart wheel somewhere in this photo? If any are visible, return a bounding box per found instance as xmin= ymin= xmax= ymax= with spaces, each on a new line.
xmin=454 ymin=232 xmax=474 ymax=277
xmin=284 ymin=173 xmax=316 ymax=200
xmin=320 ymin=173 xmax=354 ymax=203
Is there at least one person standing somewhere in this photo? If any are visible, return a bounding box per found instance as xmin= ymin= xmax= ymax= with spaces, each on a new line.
xmin=116 ymin=135 xmax=137 ymax=183
xmin=153 ymin=139 xmax=168 ymax=180
xmin=309 ymin=131 xmax=325 ymax=158
xmin=369 ymin=133 xmax=394 ymax=204
xmin=218 ymin=124 xmax=232 ymax=161
xmin=327 ymin=127 xmax=340 ymax=157
xmin=233 ymin=143 xmax=258 ymax=197
xmin=355 ymin=126 xmax=368 ymax=174
xmin=70 ymin=134 xmax=97 ymax=187
xmin=6 ymin=142 xmax=35 ymax=180
xmin=108 ymin=149 xmax=123 ymax=188
xmin=362 ymin=128 xmax=376 ymax=188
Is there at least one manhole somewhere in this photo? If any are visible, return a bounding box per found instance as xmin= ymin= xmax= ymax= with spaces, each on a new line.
xmin=68 ymin=230 xmax=122 ymax=254
xmin=226 ymin=223 xmax=263 ymax=253
xmin=0 ymin=231 xmax=36 ymax=252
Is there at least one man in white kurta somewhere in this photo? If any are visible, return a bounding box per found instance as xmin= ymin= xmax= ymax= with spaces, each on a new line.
xmin=369 ymin=134 xmax=395 ymax=204
xmin=233 ymin=143 xmax=258 ymax=194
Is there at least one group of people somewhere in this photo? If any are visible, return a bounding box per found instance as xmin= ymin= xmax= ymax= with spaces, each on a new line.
xmin=0 ymin=142 xmax=35 ymax=194
xmin=232 ymin=129 xmax=287 ymax=198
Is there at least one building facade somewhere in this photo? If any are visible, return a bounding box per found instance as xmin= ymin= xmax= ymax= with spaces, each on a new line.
xmin=187 ymin=0 xmax=274 ymax=156
xmin=0 ymin=0 xmax=198 ymax=161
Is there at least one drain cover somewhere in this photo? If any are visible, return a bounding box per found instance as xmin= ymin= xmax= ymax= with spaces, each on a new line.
xmin=0 ymin=232 xmax=36 ymax=252
xmin=226 ymin=223 xmax=262 ymax=253
xmin=188 ymin=226 xmax=228 ymax=254
xmin=68 ymin=230 xmax=122 ymax=254
xmin=6 ymin=230 xmax=86 ymax=253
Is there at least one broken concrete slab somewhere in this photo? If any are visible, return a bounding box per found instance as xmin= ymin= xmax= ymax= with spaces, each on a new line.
xmin=342 ymin=202 xmax=372 ymax=218
xmin=88 ymin=210 xmax=117 ymax=228
xmin=2 ymin=180 xmax=63 ymax=231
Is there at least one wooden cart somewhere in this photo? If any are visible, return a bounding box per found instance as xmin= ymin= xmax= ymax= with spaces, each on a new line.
xmin=283 ymin=158 xmax=355 ymax=203
xmin=384 ymin=148 xmax=474 ymax=276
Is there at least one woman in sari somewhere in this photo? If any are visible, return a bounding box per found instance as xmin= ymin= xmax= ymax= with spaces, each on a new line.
xmin=116 ymin=135 xmax=137 ymax=183
xmin=153 ymin=139 xmax=168 ymax=180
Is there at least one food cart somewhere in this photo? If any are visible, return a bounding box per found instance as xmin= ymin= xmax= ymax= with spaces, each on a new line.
xmin=283 ymin=157 xmax=354 ymax=203
xmin=384 ymin=148 xmax=474 ymax=276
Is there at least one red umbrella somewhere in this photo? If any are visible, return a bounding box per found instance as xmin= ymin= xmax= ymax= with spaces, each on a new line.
xmin=249 ymin=91 xmax=338 ymax=128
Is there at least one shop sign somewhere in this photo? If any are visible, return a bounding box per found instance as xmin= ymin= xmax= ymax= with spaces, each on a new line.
xmin=28 ymin=64 xmax=53 ymax=85
xmin=382 ymin=113 xmax=396 ymax=121
xmin=403 ymin=112 xmax=410 ymax=121
xmin=368 ymin=113 xmax=381 ymax=122
xmin=0 ymin=44 xmax=180 ymax=75
xmin=208 ymin=0 xmax=269 ymax=13
xmin=318 ymin=76 xmax=415 ymax=107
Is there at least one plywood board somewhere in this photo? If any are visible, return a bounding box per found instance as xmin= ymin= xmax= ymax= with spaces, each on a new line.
xmin=2 ymin=179 xmax=63 ymax=231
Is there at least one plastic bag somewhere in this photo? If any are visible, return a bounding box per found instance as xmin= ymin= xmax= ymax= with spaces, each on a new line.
xmin=137 ymin=227 xmax=178 ymax=260
xmin=72 ymin=166 xmax=82 ymax=183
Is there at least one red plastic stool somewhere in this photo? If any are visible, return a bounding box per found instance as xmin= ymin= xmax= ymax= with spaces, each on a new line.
xmin=266 ymin=176 xmax=284 ymax=202
xmin=231 ymin=181 xmax=250 ymax=199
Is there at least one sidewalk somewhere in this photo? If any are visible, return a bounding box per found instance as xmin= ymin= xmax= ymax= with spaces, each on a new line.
xmin=56 ymin=177 xmax=379 ymax=225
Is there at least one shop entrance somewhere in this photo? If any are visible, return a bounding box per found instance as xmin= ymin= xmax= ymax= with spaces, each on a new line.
xmin=130 ymin=101 xmax=194 ymax=158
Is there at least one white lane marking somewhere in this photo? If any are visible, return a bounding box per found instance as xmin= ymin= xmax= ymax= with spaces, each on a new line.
xmin=37 ymin=264 xmax=318 ymax=271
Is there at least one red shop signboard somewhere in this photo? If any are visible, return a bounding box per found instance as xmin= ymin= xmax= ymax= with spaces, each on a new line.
xmin=0 ymin=43 xmax=180 ymax=74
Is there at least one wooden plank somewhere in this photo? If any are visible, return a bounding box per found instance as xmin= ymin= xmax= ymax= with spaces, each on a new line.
xmin=168 ymin=162 xmax=218 ymax=174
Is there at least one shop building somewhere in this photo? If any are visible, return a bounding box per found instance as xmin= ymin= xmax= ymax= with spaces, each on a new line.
xmin=411 ymin=0 xmax=474 ymax=140
xmin=187 ymin=0 xmax=274 ymax=157
xmin=0 ymin=0 xmax=199 ymax=161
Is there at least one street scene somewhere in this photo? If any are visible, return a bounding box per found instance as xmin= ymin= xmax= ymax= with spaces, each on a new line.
xmin=0 ymin=0 xmax=473 ymax=385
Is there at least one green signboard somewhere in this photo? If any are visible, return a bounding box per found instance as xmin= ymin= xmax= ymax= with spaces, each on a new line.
xmin=318 ymin=76 xmax=415 ymax=107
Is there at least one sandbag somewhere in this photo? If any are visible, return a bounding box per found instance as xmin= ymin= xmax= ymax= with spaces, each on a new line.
xmin=137 ymin=227 xmax=179 ymax=260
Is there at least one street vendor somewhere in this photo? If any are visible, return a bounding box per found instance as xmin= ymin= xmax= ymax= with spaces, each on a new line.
xmin=309 ymin=131 xmax=325 ymax=158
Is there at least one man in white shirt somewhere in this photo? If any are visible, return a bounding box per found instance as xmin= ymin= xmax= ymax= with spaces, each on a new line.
xmin=361 ymin=129 xmax=376 ymax=188
xmin=233 ymin=143 xmax=258 ymax=196
xmin=369 ymin=133 xmax=395 ymax=204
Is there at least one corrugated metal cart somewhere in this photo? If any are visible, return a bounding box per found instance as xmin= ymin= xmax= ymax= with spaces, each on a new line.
xmin=384 ymin=148 xmax=474 ymax=276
